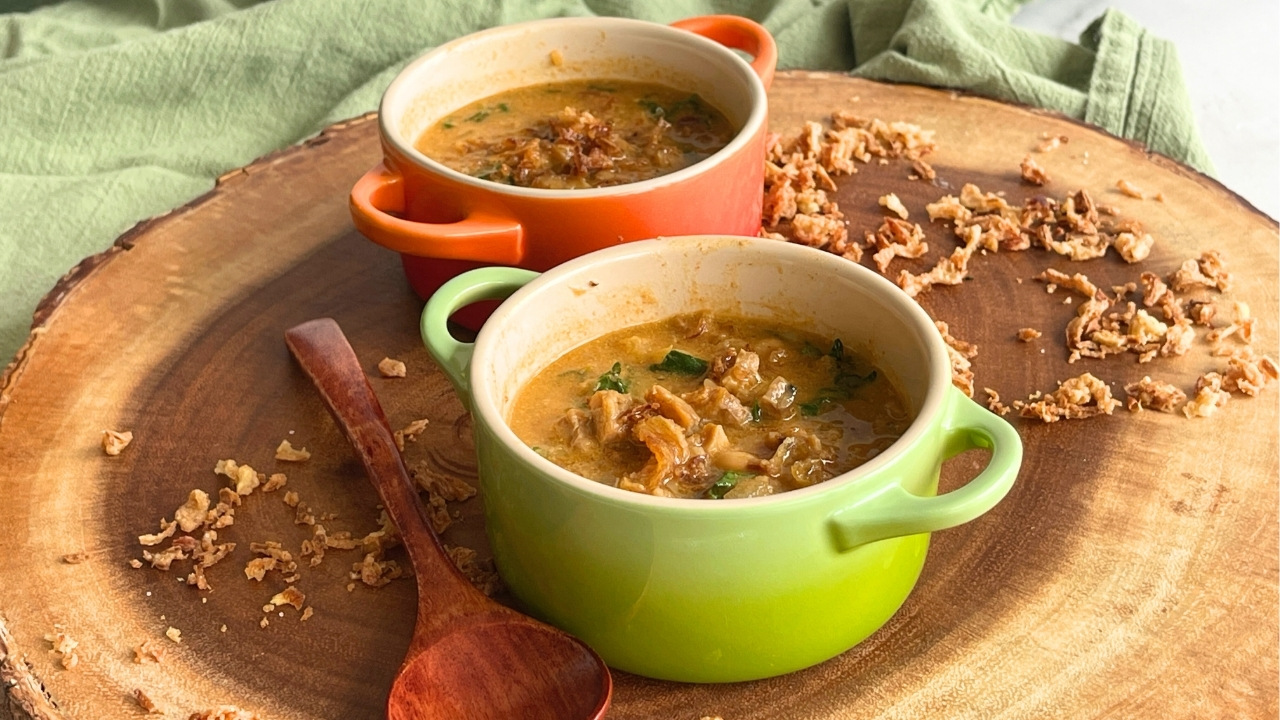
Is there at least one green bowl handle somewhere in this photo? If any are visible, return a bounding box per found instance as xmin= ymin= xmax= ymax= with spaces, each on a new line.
xmin=420 ymin=267 xmax=539 ymax=401
xmin=828 ymin=386 xmax=1022 ymax=551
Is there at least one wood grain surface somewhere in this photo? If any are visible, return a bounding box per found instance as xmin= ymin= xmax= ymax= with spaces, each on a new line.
xmin=2 ymin=72 xmax=1276 ymax=720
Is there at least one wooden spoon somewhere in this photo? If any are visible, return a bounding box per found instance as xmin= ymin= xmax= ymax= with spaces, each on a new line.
xmin=285 ymin=318 xmax=612 ymax=720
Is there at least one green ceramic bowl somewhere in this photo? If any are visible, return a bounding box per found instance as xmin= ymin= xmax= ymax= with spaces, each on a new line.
xmin=421 ymin=235 xmax=1021 ymax=683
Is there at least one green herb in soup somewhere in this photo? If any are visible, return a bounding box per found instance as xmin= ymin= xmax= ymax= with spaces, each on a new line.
xmin=415 ymin=79 xmax=736 ymax=189
xmin=508 ymin=313 xmax=914 ymax=499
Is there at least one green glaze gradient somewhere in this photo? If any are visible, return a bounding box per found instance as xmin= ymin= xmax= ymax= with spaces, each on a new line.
xmin=422 ymin=266 xmax=1021 ymax=683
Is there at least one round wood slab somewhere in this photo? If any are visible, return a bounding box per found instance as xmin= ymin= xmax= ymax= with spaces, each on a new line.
xmin=2 ymin=72 xmax=1276 ymax=720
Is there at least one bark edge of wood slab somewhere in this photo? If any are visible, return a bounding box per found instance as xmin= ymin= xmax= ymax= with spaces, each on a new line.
xmin=283 ymin=318 xmax=612 ymax=720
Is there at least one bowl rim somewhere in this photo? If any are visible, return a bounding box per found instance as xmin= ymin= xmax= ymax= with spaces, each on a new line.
xmin=377 ymin=16 xmax=770 ymax=200
xmin=467 ymin=235 xmax=956 ymax=512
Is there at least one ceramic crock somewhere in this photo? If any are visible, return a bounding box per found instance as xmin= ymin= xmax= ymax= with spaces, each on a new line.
xmin=351 ymin=15 xmax=776 ymax=325
xmin=421 ymin=236 xmax=1022 ymax=682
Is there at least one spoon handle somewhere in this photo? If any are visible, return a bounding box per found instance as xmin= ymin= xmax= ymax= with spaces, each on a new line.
xmin=284 ymin=318 xmax=478 ymax=611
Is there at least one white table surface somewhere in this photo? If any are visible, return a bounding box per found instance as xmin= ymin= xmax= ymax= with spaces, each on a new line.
xmin=1012 ymin=0 xmax=1279 ymax=220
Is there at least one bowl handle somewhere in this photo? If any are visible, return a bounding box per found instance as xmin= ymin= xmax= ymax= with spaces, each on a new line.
xmin=349 ymin=162 xmax=525 ymax=264
xmin=670 ymin=15 xmax=777 ymax=90
xmin=420 ymin=267 xmax=540 ymax=401
xmin=827 ymin=387 xmax=1022 ymax=551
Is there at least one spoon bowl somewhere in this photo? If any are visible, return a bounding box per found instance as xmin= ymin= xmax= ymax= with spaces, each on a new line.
xmin=284 ymin=318 xmax=611 ymax=720
xmin=389 ymin=616 xmax=613 ymax=720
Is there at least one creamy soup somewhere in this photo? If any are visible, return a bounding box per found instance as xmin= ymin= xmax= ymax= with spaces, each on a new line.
xmin=414 ymin=79 xmax=736 ymax=189
xmin=508 ymin=313 xmax=913 ymax=499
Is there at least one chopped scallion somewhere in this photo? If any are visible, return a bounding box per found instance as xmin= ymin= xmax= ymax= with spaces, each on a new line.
xmin=708 ymin=471 xmax=746 ymax=499
xmin=648 ymin=350 xmax=708 ymax=376
xmin=594 ymin=362 xmax=628 ymax=393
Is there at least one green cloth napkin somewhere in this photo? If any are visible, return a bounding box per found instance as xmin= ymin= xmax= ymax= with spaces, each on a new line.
xmin=0 ymin=0 xmax=1210 ymax=364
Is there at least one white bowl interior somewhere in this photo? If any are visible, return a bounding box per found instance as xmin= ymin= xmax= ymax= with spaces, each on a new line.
xmin=471 ymin=236 xmax=953 ymax=502
xmin=381 ymin=18 xmax=764 ymax=188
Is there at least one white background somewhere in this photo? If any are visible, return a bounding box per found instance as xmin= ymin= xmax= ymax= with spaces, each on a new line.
xmin=1013 ymin=0 xmax=1280 ymax=220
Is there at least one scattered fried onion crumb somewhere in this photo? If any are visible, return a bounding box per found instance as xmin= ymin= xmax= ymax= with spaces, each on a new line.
xmin=1116 ymin=179 xmax=1145 ymax=199
xmin=394 ymin=418 xmax=431 ymax=451
xmin=1035 ymin=133 xmax=1067 ymax=153
xmin=188 ymin=706 xmax=264 ymax=720
xmin=164 ymin=627 xmax=182 ymax=644
xmin=866 ymin=217 xmax=928 ymax=274
xmin=1014 ymin=373 xmax=1120 ymax=422
xmin=1221 ymin=348 xmax=1279 ymax=396
xmin=1034 ymin=267 xmax=1210 ymax=365
xmin=761 ymin=112 xmax=936 ymax=253
xmin=378 ymin=357 xmax=407 ymax=378
xmin=911 ymin=158 xmax=936 ymax=181
xmin=1183 ymin=373 xmax=1231 ymax=418
xmin=1036 ymin=269 xmax=1097 ymax=298
xmin=935 ymin=321 xmax=977 ymax=398
xmin=352 ymin=550 xmax=404 ymax=588
xmin=134 ymin=640 xmax=165 ymax=664
xmin=1020 ymin=155 xmax=1049 ymax=185
xmin=413 ymin=465 xmax=478 ymax=503
xmin=61 ymin=552 xmax=89 ymax=564
xmin=1170 ymin=251 xmax=1233 ymax=293
xmin=984 ymin=388 xmax=1011 ymax=416
xmin=269 ymin=586 xmax=306 ymax=611
xmin=261 ymin=473 xmax=288 ymax=493
xmin=1113 ymin=231 xmax=1154 ymax=263
xmin=879 ymin=192 xmax=909 ymax=219
xmin=275 ymin=439 xmax=311 ymax=462
xmin=339 ymin=512 xmax=408 ymax=586
xmin=895 ymin=224 xmax=985 ymax=297
xmin=446 ymin=545 xmax=504 ymax=597
xmin=294 ymin=502 xmax=317 ymax=526
xmin=44 ymin=628 xmax=79 ymax=670
xmin=139 ymin=518 xmax=178 ymax=547
xmin=549 ymin=49 xmax=564 ymax=66
xmin=920 ymin=184 xmax=1156 ymax=276
xmin=215 ymin=459 xmax=264 ymax=497
xmin=134 ymin=688 xmax=163 ymax=714
xmin=300 ymin=607 xmax=314 ymax=622
xmin=174 ymin=491 xmax=211 ymax=533
xmin=1016 ymin=328 xmax=1042 ymax=342
xmin=1186 ymin=300 xmax=1216 ymax=327
xmin=1124 ymin=377 xmax=1186 ymax=413
xmin=132 ymin=437 xmax=453 ymax=622
xmin=244 ymin=557 xmax=277 ymax=581
xmin=101 ymin=429 xmax=134 ymax=456
xmin=247 ymin=541 xmax=297 ymax=582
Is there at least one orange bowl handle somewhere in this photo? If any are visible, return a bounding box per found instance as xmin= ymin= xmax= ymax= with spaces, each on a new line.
xmin=349 ymin=163 xmax=525 ymax=265
xmin=670 ymin=15 xmax=777 ymax=91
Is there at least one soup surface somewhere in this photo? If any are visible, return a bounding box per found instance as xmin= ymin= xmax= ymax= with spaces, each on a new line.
xmin=509 ymin=313 xmax=914 ymax=499
xmin=414 ymin=79 xmax=736 ymax=189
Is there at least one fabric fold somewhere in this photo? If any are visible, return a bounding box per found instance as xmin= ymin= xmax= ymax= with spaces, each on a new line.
xmin=1079 ymin=9 xmax=1212 ymax=173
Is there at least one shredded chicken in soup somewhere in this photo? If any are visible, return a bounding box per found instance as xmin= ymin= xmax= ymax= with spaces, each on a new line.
xmin=508 ymin=313 xmax=913 ymax=499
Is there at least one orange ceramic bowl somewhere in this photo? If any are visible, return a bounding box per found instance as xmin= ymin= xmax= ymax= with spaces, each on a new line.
xmin=350 ymin=15 xmax=776 ymax=323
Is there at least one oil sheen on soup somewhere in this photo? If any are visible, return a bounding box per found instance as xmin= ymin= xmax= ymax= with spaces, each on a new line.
xmin=414 ymin=79 xmax=735 ymax=189
xmin=508 ymin=313 xmax=914 ymax=499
